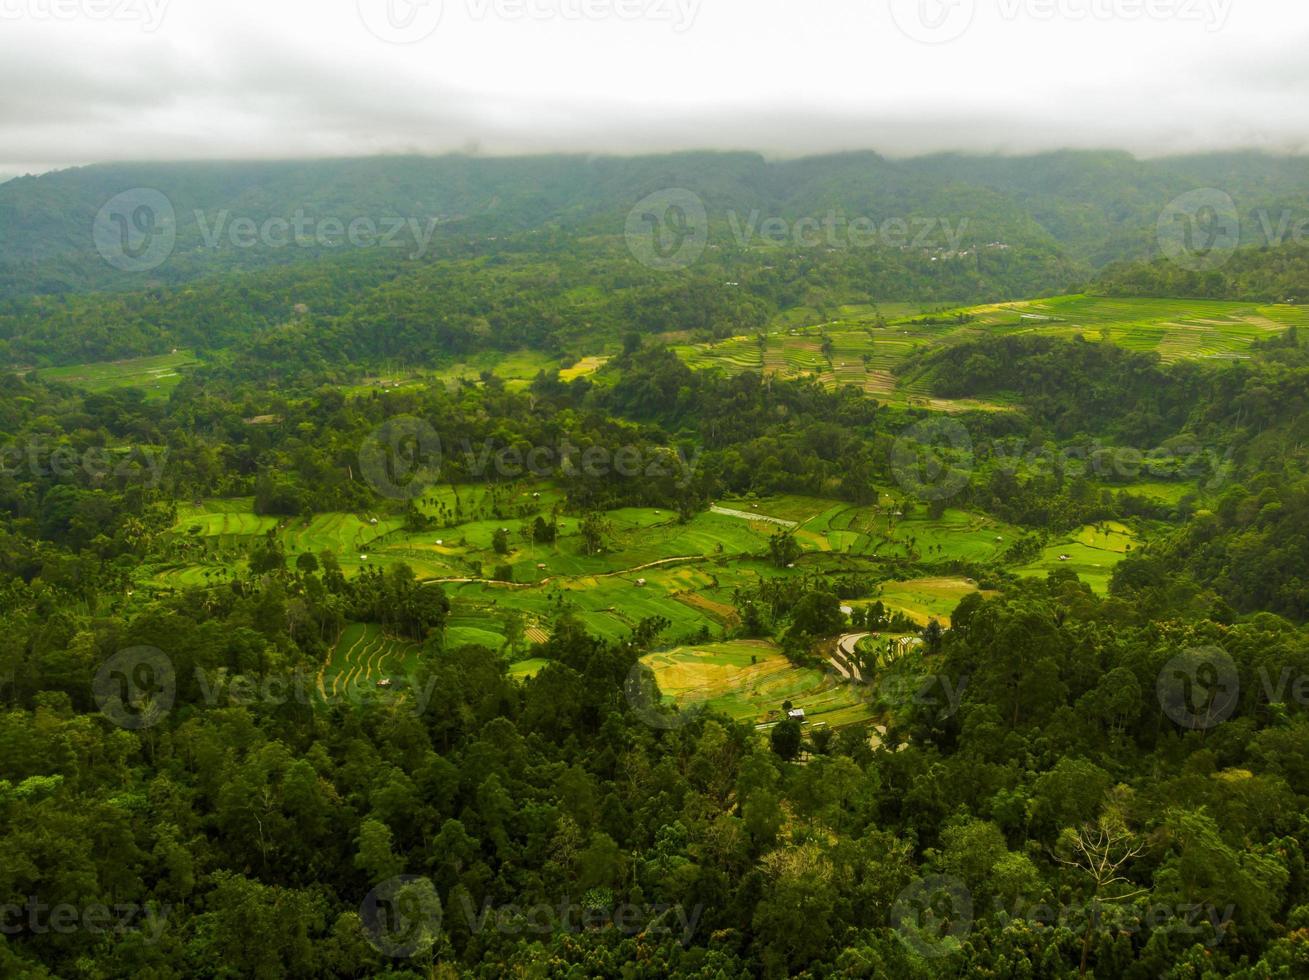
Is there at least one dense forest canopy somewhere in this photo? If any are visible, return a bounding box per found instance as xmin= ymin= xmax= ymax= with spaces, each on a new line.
xmin=5 ymin=149 xmax=1309 ymax=301
xmin=3 ymin=155 xmax=1309 ymax=978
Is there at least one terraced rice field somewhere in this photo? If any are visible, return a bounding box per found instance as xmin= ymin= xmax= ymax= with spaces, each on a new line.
xmin=445 ymin=607 xmax=513 ymax=651
xmin=641 ymin=640 xmax=876 ymax=727
xmin=1113 ymin=480 xmax=1200 ymax=505
xmin=777 ymin=335 xmax=828 ymax=373
xmin=319 ymin=623 xmax=424 ymax=703
xmin=876 ymin=577 xmax=992 ymax=627
xmin=1016 ymin=521 xmax=1141 ymax=593
xmin=829 ymin=331 xmax=871 ymax=388
xmin=148 ymin=488 xmax=1132 ymax=712
xmin=176 ymin=504 xmax=280 ymax=539
xmin=717 ymin=495 xmax=840 ymax=525
xmin=282 ymin=513 xmax=404 ymax=555
xmin=673 ymin=336 xmax=762 ymax=371
xmin=676 ymin=321 xmax=1000 ymax=410
xmin=788 ymin=500 xmax=1018 ymax=563
xmin=169 ymin=503 xmax=406 ymax=573
xmin=559 ymin=356 xmax=610 ymax=381
xmin=433 ymin=554 xmax=762 ymax=651
xmin=672 ymin=296 xmax=1308 ymax=409
xmin=150 ymin=562 xmax=241 ymax=589
xmin=948 ymin=295 xmax=1308 ymax=363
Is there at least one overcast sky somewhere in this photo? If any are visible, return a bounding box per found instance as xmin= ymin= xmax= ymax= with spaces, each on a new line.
xmin=1 ymin=0 xmax=1307 ymax=180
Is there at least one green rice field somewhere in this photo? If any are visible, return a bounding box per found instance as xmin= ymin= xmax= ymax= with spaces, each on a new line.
xmin=1015 ymin=521 xmax=1141 ymax=593
xmin=640 ymin=640 xmax=876 ymax=728
xmin=671 ymin=295 xmax=1308 ymax=410
xmin=319 ymin=623 xmax=425 ymax=705
xmin=36 ymin=350 xmax=199 ymax=398
xmin=146 ymin=486 xmax=1153 ymax=723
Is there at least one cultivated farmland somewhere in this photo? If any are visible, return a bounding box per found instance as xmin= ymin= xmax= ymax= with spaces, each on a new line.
xmin=671 ymin=295 xmax=1308 ymax=410
xmin=640 ymin=640 xmax=877 ymax=728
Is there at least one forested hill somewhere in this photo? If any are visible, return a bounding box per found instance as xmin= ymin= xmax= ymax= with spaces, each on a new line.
xmin=5 ymin=149 xmax=1309 ymax=300
xmin=1096 ymin=243 xmax=1309 ymax=303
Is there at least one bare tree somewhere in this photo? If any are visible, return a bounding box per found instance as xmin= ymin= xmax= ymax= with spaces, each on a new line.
xmin=1053 ymin=812 xmax=1148 ymax=977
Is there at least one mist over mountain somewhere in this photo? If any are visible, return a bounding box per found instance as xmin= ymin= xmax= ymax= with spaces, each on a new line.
xmin=4 ymin=147 xmax=1309 ymax=301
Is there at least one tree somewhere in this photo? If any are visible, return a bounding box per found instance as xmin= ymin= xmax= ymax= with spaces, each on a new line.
xmin=248 ymin=536 xmax=286 ymax=574
xmin=354 ymin=818 xmax=404 ymax=884
xmin=1053 ymin=813 xmax=1148 ymax=977
xmin=502 ymin=609 xmax=526 ymax=654
xmin=192 ymin=872 xmax=326 ymax=978
xmin=578 ymin=832 xmax=626 ymax=891
xmin=532 ymin=515 xmax=557 ymax=543
xmin=579 ymin=512 xmax=610 ymax=556
xmin=922 ymin=618 xmax=944 ymax=654
xmin=770 ymin=719 xmax=802 ymax=760
xmin=787 ymin=591 xmax=845 ymax=641
xmin=768 ymin=531 xmax=802 ymax=568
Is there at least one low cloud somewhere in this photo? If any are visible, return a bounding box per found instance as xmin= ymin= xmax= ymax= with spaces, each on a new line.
xmin=1 ymin=1 xmax=1307 ymax=173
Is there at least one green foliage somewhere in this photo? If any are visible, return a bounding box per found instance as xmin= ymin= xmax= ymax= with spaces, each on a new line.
xmin=1097 ymin=243 xmax=1309 ymax=303
xmin=769 ymin=719 xmax=803 ymax=760
xmin=767 ymin=530 xmax=802 ymax=568
xmin=5 ymin=157 xmax=1309 ymax=976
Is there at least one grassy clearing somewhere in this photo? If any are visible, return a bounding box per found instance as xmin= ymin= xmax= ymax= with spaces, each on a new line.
xmin=1114 ymin=480 xmax=1199 ymax=505
xmin=559 ymin=356 xmax=610 ymax=381
xmin=36 ymin=350 xmax=199 ymax=398
xmin=431 ymin=349 xmax=561 ymax=391
xmin=876 ymin=577 xmax=990 ymax=627
xmin=508 ymin=658 xmax=550 ymax=681
xmin=1015 ymin=521 xmax=1141 ymax=593
xmin=641 ymin=640 xmax=876 ymax=727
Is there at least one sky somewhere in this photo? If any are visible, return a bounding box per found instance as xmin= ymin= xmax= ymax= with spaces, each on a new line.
xmin=1 ymin=0 xmax=1307 ymax=180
